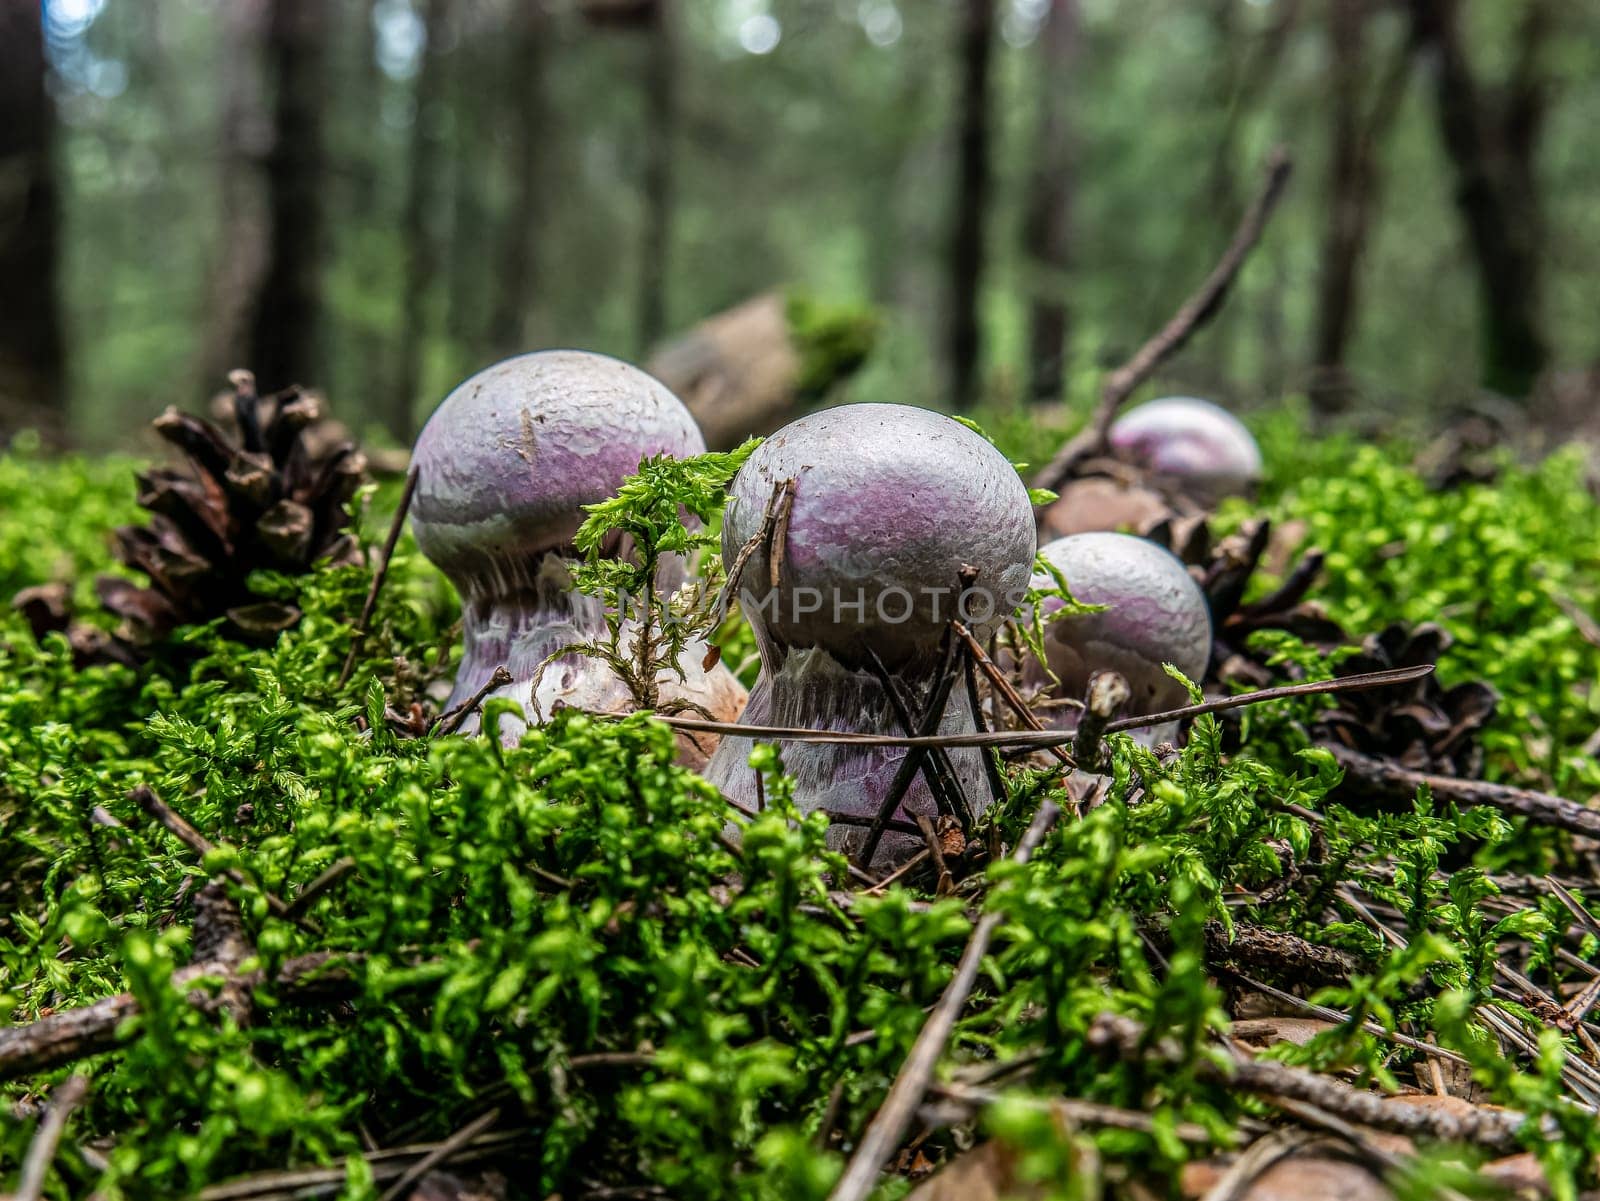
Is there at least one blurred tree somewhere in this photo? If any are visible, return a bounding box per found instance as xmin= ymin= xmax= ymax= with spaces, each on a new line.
xmin=200 ymin=0 xmax=271 ymax=391
xmin=0 ymin=0 xmax=65 ymax=443
xmin=249 ymin=0 xmax=329 ymax=392
xmin=948 ymin=0 xmax=995 ymax=410
xmin=489 ymin=0 xmax=548 ymax=359
xmin=637 ymin=0 xmax=676 ymax=352
xmin=1409 ymin=0 xmax=1550 ymax=397
xmin=1310 ymin=0 xmax=1415 ymax=413
xmin=1021 ymin=0 xmax=1079 ymax=403
xmin=396 ymin=0 xmax=455 ymax=443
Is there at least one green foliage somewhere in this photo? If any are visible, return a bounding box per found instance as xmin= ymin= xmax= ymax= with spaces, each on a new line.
xmin=546 ymin=442 xmax=759 ymax=712
xmin=1238 ymin=421 xmax=1600 ymax=799
xmin=785 ymin=293 xmax=880 ymax=402
xmin=8 ymin=430 xmax=1600 ymax=1197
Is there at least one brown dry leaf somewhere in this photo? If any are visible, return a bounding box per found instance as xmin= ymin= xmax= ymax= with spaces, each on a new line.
xmin=1181 ymin=1150 xmax=1393 ymax=1201
xmin=1230 ymin=1018 xmax=1340 ymax=1049
xmin=903 ymin=1141 xmax=1044 ymax=1201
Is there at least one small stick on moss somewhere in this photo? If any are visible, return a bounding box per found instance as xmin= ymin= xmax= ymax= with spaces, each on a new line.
xmin=338 ymin=464 xmax=420 ymax=689
xmin=283 ymin=857 xmax=357 ymax=922
xmin=829 ymin=800 xmax=1062 ymax=1201
xmin=130 ymin=786 xmax=301 ymax=926
xmin=377 ymin=1108 xmax=501 ymax=1201
xmin=0 ymin=950 xmax=357 ymax=1081
xmin=1073 ymin=671 xmax=1131 ymax=772
xmin=13 ymin=1075 xmax=90 ymax=1201
xmin=432 ymin=665 xmax=514 ymax=736
xmin=1033 ymin=146 xmax=1293 ymax=493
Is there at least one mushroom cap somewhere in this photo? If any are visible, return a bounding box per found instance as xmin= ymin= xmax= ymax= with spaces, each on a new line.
xmin=1109 ymin=397 xmax=1262 ymax=496
xmin=411 ymin=350 xmax=706 ymax=587
xmin=725 ymin=403 xmax=1036 ymax=667
xmin=1032 ymin=532 xmax=1212 ymax=714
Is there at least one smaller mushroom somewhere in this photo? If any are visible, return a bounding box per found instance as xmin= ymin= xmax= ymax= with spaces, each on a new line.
xmin=1109 ymin=397 xmax=1262 ymax=501
xmin=1025 ymin=532 xmax=1212 ymax=744
xmin=410 ymin=350 xmax=746 ymax=760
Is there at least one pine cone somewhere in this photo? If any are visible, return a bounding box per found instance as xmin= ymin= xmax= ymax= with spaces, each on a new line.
xmin=1314 ymin=623 xmax=1498 ymax=777
xmin=1144 ymin=515 xmax=1346 ymax=687
xmin=13 ymin=371 xmax=366 ymax=663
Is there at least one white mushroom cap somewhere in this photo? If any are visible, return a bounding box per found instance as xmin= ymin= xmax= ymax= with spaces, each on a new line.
xmin=411 ymin=350 xmax=705 ymax=598
xmin=724 ymin=404 xmax=1036 ymax=669
xmin=1031 ymin=532 xmax=1212 ymax=717
xmin=1109 ymin=397 xmax=1262 ymax=499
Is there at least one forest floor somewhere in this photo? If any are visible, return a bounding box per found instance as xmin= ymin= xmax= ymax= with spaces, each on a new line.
xmin=5 ymin=400 xmax=1600 ymax=1201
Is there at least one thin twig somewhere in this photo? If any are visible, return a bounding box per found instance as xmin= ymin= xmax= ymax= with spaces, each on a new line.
xmin=376 ymin=1107 xmax=501 ymax=1201
xmin=338 ymin=464 xmax=420 ymax=688
xmin=1034 ymin=147 xmax=1294 ymax=493
xmin=432 ymin=665 xmax=514 ymax=736
xmin=283 ymin=857 xmax=357 ymax=922
xmin=950 ymin=618 xmax=1075 ymax=772
xmin=13 ymin=1075 xmax=90 ymax=1201
xmin=855 ymin=633 xmax=965 ymax=869
xmin=828 ymin=801 xmax=1062 ymax=1201
xmin=915 ymin=815 xmax=955 ymax=896
xmin=130 ymin=786 xmax=299 ymax=925
xmin=646 ymin=665 xmax=1434 ymax=750
xmin=868 ymin=646 xmax=971 ymax=830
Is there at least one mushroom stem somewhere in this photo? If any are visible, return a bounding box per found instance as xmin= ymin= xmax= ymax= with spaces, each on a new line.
xmin=705 ymin=646 xmax=988 ymax=865
xmin=447 ymin=553 xmax=606 ymax=711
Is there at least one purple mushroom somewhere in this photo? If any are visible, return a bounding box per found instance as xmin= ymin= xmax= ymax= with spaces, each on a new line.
xmin=411 ymin=350 xmax=746 ymax=754
xmin=703 ymin=403 xmax=1036 ymax=866
xmin=1026 ymin=532 xmax=1212 ymax=742
xmin=1109 ymin=397 xmax=1262 ymax=501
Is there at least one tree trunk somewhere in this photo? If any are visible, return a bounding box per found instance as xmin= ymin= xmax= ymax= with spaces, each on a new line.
xmin=249 ymin=0 xmax=328 ymax=393
xmin=0 ymin=0 xmax=66 ymax=444
xmin=488 ymin=0 xmax=546 ymax=358
xmin=636 ymin=0 xmax=676 ymax=354
xmin=394 ymin=0 xmax=454 ymax=444
xmin=1310 ymin=1 xmax=1414 ymax=413
xmin=1409 ymin=0 xmax=1548 ymax=397
xmin=947 ymin=0 xmax=996 ymax=411
xmin=1021 ymin=0 xmax=1079 ymax=403
xmin=200 ymin=0 xmax=272 ymax=392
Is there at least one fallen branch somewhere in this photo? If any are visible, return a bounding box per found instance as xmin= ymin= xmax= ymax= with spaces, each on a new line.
xmin=1328 ymin=743 xmax=1600 ymax=840
xmin=828 ymin=800 xmax=1062 ymax=1201
xmin=0 ymin=951 xmax=355 ymax=1082
xmin=1034 ymin=146 xmax=1294 ymax=493
xmin=1086 ymin=1011 xmax=1535 ymax=1153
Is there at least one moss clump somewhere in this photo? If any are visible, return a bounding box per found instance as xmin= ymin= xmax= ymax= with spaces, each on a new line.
xmin=4 ymin=433 xmax=1600 ymax=1198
